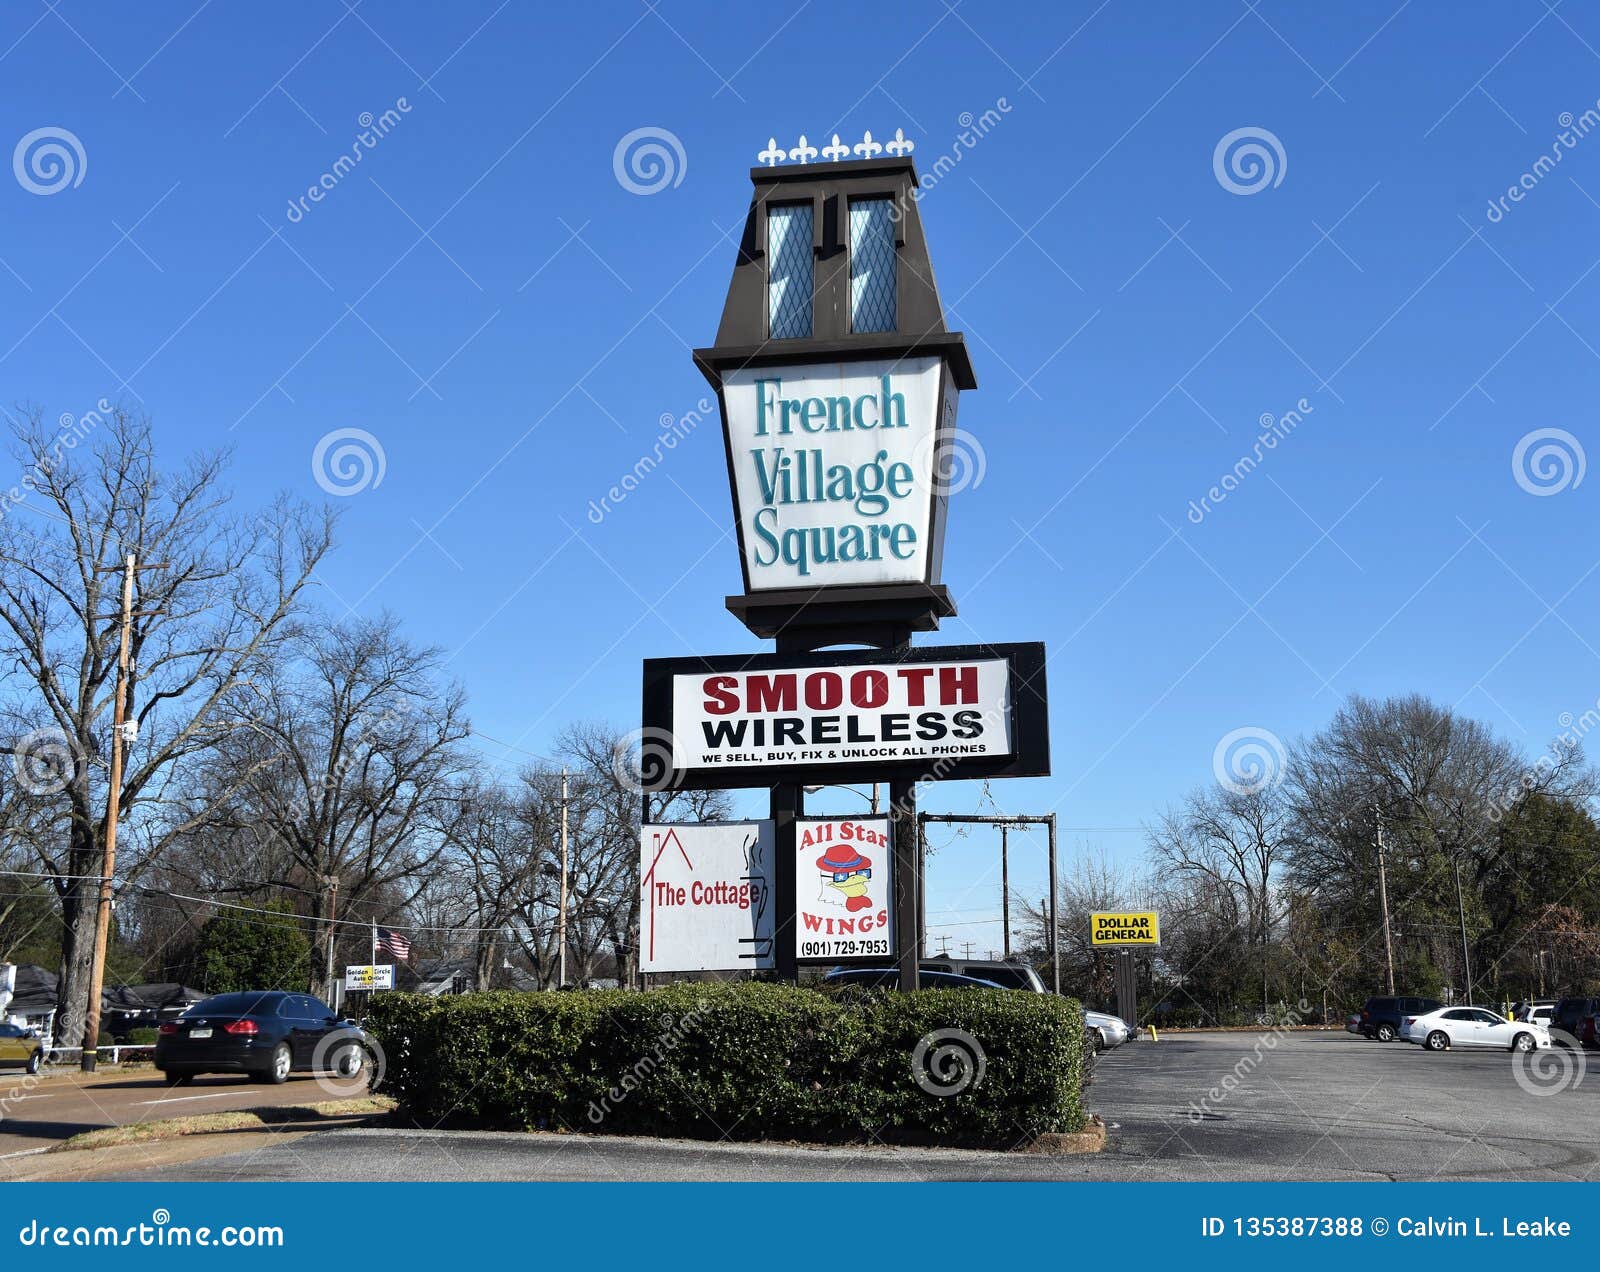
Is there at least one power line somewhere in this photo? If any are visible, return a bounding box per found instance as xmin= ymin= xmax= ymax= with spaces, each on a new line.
xmin=136 ymin=886 xmax=557 ymax=937
xmin=467 ymin=728 xmax=558 ymax=765
xmin=0 ymin=870 xmax=108 ymax=882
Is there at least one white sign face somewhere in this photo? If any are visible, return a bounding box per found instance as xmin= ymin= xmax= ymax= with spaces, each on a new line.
xmin=640 ymin=822 xmax=775 ymax=973
xmin=344 ymin=964 xmax=394 ymax=991
xmin=671 ymin=656 xmax=1013 ymax=772
xmin=722 ymin=356 xmax=944 ymax=591
xmin=795 ymin=818 xmax=894 ymax=961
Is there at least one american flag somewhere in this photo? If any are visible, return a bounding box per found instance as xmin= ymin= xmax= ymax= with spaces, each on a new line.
xmin=376 ymin=926 xmax=412 ymax=962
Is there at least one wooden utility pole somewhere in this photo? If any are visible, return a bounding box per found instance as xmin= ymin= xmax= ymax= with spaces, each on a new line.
xmin=322 ymin=875 xmax=339 ymax=999
xmin=1452 ymin=853 xmax=1474 ymax=1004
xmin=918 ymin=812 xmax=1060 ymax=992
xmin=81 ymin=554 xmax=137 ymax=1071
xmin=1375 ymin=804 xmax=1396 ymax=995
xmin=558 ymin=768 xmax=569 ymax=988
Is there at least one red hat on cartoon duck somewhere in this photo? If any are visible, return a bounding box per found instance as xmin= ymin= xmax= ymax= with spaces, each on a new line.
xmin=816 ymin=843 xmax=873 ymax=911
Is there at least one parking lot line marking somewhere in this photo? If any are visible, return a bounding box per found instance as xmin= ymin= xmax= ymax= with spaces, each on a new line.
xmin=132 ymin=1091 xmax=258 ymax=1106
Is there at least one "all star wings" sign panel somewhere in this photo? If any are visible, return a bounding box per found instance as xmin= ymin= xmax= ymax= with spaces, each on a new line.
xmin=794 ymin=817 xmax=894 ymax=963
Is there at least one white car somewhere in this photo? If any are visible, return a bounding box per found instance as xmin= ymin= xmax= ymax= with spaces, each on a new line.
xmin=1400 ymin=1006 xmax=1550 ymax=1052
xmin=1085 ymin=1010 xmax=1132 ymax=1051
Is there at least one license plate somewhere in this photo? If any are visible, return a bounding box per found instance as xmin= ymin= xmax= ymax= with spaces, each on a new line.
xmin=188 ymin=1027 xmax=212 ymax=1039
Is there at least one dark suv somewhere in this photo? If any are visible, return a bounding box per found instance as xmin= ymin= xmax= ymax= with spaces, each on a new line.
xmin=1359 ymin=995 xmax=1442 ymax=1041
xmin=1552 ymin=996 xmax=1600 ymax=1045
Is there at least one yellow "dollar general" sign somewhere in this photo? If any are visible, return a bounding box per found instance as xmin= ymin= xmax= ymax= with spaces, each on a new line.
xmin=1090 ymin=911 xmax=1160 ymax=947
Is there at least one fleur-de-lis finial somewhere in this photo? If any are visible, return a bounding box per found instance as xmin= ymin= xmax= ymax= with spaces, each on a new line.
xmin=854 ymin=130 xmax=883 ymax=159
xmin=789 ymin=134 xmax=818 ymax=163
xmin=758 ymin=137 xmax=785 ymax=167
xmin=884 ymin=128 xmax=914 ymax=157
xmin=821 ymin=133 xmax=850 ymax=162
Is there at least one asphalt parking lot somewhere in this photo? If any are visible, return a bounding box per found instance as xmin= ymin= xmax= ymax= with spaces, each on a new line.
xmin=108 ymin=1029 xmax=1600 ymax=1182
xmin=0 ymin=1068 xmax=354 ymax=1177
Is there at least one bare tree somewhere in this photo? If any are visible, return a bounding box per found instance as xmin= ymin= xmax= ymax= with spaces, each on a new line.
xmin=174 ymin=614 xmax=470 ymax=997
xmin=559 ymin=722 xmax=728 ymax=987
xmin=1019 ymin=847 xmax=1153 ymax=1008
xmin=427 ymin=776 xmax=548 ymax=990
xmin=0 ymin=407 xmax=333 ymax=1044
xmin=1149 ymin=780 xmax=1295 ymax=1012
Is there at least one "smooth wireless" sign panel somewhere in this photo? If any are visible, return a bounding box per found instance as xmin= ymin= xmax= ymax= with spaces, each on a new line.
xmin=640 ymin=643 xmax=1049 ymax=791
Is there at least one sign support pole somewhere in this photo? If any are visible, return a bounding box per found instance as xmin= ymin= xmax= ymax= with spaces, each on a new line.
xmin=1115 ymin=948 xmax=1137 ymax=1031
xmin=1000 ymin=825 xmax=1010 ymax=959
xmin=771 ymin=784 xmax=801 ymax=982
xmin=1047 ymin=814 xmax=1059 ymax=996
xmin=889 ymin=778 xmax=920 ymax=991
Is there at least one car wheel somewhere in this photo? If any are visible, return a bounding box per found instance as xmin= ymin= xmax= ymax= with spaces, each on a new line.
xmin=1426 ymin=1031 xmax=1450 ymax=1051
xmin=162 ymin=1069 xmax=192 ymax=1086
xmin=252 ymin=1043 xmax=291 ymax=1085
xmin=1375 ymin=1023 xmax=1397 ymax=1042
xmin=25 ymin=1050 xmax=41 ymax=1076
xmin=329 ymin=1042 xmax=367 ymax=1080
xmin=1512 ymin=1032 xmax=1537 ymax=1053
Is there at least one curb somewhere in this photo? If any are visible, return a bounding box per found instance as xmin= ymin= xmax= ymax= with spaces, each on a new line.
xmin=1026 ymin=1114 xmax=1107 ymax=1155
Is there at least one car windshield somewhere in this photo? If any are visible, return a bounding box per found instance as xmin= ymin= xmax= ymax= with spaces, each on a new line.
xmin=183 ymin=992 xmax=281 ymax=1017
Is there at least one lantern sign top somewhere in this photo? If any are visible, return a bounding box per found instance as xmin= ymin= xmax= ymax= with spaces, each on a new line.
xmin=757 ymin=130 xmax=915 ymax=168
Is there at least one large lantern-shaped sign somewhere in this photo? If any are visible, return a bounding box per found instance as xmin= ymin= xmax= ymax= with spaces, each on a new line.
xmin=693 ymin=147 xmax=976 ymax=645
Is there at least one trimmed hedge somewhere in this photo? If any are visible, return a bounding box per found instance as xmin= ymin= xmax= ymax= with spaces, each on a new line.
xmin=368 ymin=982 xmax=1085 ymax=1148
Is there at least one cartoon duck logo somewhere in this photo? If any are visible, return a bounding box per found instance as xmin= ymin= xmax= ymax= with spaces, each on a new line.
xmin=816 ymin=842 xmax=874 ymax=912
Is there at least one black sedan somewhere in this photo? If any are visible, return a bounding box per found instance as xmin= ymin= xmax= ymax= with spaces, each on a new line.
xmin=155 ymin=990 xmax=373 ymax=1085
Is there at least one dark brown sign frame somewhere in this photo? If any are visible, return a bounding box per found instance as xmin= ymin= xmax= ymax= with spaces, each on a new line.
xmin=641 ymin=641 xmax=1049 ymax=792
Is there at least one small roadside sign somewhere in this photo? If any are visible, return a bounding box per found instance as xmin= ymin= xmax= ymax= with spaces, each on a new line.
xmin=344 ymin=964 xmax=394 ymax=991
xmin=1089 ymin=911 xmax=1160 ymax=947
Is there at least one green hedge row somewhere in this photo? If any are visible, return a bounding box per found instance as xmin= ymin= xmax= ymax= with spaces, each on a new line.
xmin=367 ymin=982 xmax=1085 ymax=1148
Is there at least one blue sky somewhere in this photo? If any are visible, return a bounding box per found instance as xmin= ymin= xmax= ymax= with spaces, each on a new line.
xmin=6 ymin=1 xmax=1600 ymax=956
